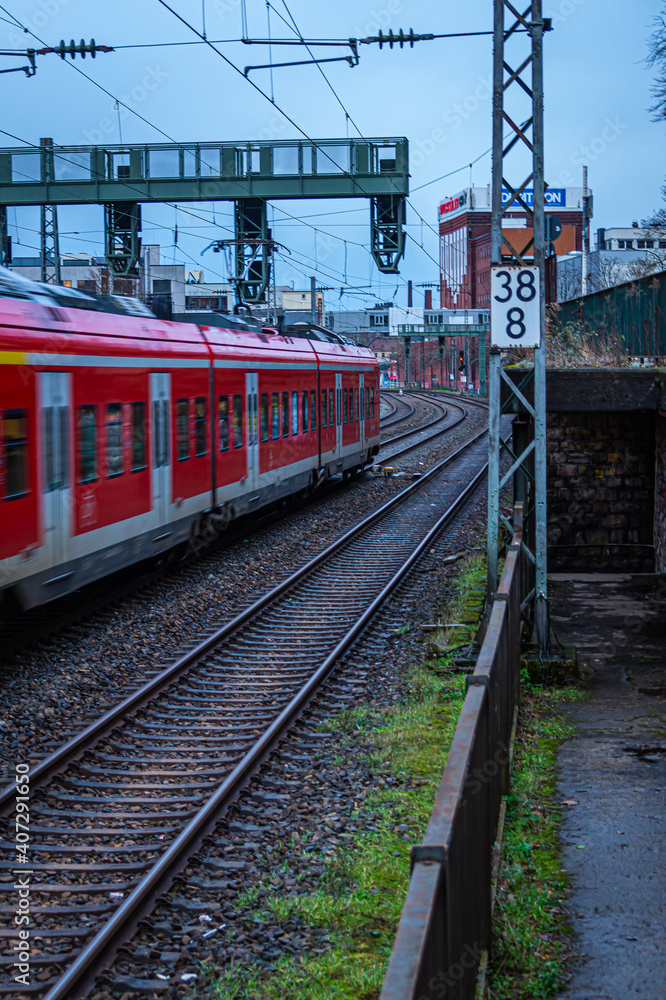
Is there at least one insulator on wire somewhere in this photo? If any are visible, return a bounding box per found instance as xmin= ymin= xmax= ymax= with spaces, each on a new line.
xmin=55 ymin=38 xmax=103 ymax=59
xmin=376 ymin=28 xmax=418 ymax=49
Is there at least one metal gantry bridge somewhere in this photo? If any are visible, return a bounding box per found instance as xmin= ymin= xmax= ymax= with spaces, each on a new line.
xmin=0 ymin=136 xmax=409 ymax=299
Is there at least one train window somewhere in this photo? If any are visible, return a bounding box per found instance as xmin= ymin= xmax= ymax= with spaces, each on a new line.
xmin=177 ymin=399 xmax=190 ymax=461
xmin=343 ymin=388 xmax=348 ymax=424
xmin=282 ymin=391 xmax=289 ymax=437
xmin=292 ymin=391 xmax=298 ymax=434
xmin=106 ymin=404 xmax=123 ymax=478
xmin=361 ymin=386 xmax=365 ymax=421
xmin=366 ymin=386 xmax=370 ymax=419
xmin=43 ymin=408 xmax=56 ymax=491
xmin=132 ymin=402 xmax=146 ymax=471
xmin=355 ymin=388 xmax=359 ymax=422
xmin=321 ymin=389 xmax=327 ymax=428
xmin=233 ymin=394 xmax=243 ymax=448
xmin=218 ymin=395 xmax=229 ymax=451
xmin=58 ymin=406 xmax=68 ymax=487
xmin=44 ymin=406 xmax=67 ymax=493
xmin=77 ymin=405 xmax=97 ymax=483
xmin=371 ymin=387 xmax=375 ymax=418
xmin=195 ymin=397 xmax=207 ymax=456
xmin=153 ymin=401 xmax=168 ymax=468
xmin=302 ymin=390 xmax=309 ymax=432
xmin=3 ymin=409 xmax=29 ymax=500
xmin=329 ymin=388 xmax=334 ymax=428
xmin=260 ymin=393 xmax=269 ymax=442
xmin=310 ymin=389 xmax=317 ymax=430
xmin=271 ymin=392 xmax=279 ymax=439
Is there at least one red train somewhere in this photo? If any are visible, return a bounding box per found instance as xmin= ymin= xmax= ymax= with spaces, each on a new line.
xmin=0 ymin=267 xmax=380 ymax=610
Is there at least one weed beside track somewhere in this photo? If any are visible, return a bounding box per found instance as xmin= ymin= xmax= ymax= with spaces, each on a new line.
xmin=487 ymin=683 xmax=586 ymax=1000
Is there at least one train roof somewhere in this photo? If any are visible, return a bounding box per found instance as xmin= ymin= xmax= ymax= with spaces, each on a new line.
xmin=0 ymin=264 xmax=376 ymax=368
xmin=0 ymin=264 xmax=156 ymax=318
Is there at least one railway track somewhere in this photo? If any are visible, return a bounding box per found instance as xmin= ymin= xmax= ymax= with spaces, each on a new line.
xmin=0 ymin=394 xmax=483 ymax=664
xmin=378 ymin=392 xmax=416 ymax=431
xmin=379 ymin=392 xmax=487 ymax=465
xmin=0 ymin=427 xmax=489 ymax=1000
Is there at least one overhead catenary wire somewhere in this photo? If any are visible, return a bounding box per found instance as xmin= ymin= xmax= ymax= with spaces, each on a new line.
xmin=3 ymin=4 xmax=410 ymax=275
xmin=1 ymin=6 xmax=178 ymax=142
xmin=153 ymin=0 xmax=392 ymax=193
xmin=0 ymin=2 xmax=23 ymax=28
xmin=276 ymin=0 xmax=365 ymax=138
xmin=1 ymin=3 xmax=492 ymax=304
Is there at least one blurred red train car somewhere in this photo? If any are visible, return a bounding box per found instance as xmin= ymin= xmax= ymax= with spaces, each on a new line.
xmin=0 ymin=267 xmax=379 ymax=610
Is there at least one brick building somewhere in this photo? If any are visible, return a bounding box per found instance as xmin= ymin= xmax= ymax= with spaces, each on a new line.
xmin=438 ymin=185 xmax=586 ymax=308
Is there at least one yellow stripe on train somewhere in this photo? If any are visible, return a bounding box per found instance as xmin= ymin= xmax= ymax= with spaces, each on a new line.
xmin=0 ymin=351 xmax=25 ymax=365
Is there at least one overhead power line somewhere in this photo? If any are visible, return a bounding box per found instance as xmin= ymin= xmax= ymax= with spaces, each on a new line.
xmin=1 ymin=6 xmax=177 ymax=141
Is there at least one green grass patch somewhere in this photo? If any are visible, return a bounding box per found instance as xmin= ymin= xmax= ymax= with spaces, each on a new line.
xmin=213 ymin=556 xmax=486 ymax=1000
xmin=487 ymin=682 xmax=586 ymax=1000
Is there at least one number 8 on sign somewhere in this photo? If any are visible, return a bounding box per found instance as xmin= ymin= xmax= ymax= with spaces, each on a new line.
xmin=490 ymin=266 xmax=541 ymax=348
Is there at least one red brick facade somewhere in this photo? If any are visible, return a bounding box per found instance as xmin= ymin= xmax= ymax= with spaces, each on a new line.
xmin=439 ymin=191 xmax=584 ymax=309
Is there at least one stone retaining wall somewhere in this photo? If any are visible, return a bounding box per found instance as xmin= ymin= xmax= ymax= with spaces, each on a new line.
xmin=547 ymin=411 xmax=655 ymax=572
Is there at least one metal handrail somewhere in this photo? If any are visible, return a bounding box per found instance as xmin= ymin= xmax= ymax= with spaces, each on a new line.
xmin=380 ymin=505 xmax=530 ymax=1000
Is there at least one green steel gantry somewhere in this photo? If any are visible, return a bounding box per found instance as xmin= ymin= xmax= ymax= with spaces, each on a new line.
xmin=0 ymin=137 xmax=409 ymax=299
xmin=397 ymin=323 xmax=488 ymax=397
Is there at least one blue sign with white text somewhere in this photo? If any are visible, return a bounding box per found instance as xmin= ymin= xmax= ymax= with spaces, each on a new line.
xmin=502 ymin=188 xmax=567 ymax=208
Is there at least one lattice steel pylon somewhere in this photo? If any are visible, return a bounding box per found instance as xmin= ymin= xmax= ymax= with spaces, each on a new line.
xmin=40 ymin=204 xmax=61 ymax=284
xmin=487 ymin=0 xmax=550 ymax=648
xmin=39 ymin=138 xmax=61 ymax=285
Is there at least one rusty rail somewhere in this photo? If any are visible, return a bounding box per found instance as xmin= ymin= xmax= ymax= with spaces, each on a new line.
xmin=380 ymin=506 xmax=532 ymax=1000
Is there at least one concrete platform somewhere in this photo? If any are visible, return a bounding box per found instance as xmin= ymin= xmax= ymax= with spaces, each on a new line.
xmin=551 ymin=574 xmax=666 ymax=999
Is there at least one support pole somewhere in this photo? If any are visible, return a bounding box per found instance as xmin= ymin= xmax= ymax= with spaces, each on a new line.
xmin=0 ymin=206 xmax=10 ymax=265
xmin=40 ymin=138 xmax=60 ymax=285
xmin=488 ymin=0 xmax=549 ymax=646
xmin=487 ymin=350 xmax=501 ymax=596
xmin=532 ymin=1 xmax=549 ymax=647
xmin=403 ymin=337 xmax=411 ymax=388
xmin=581 ymin=165 xmax=588 ymax=296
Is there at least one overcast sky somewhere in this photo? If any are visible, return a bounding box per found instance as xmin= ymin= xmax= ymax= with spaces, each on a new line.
xmin=1 ymin=0 xmax=663 ymax=310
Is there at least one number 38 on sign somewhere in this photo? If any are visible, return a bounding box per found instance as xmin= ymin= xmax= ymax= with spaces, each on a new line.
xmin=490 ymin=266 xmax=541 ymax=348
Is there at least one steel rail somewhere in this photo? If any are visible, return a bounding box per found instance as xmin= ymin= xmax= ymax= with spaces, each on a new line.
xmin=380 ymin=393 xmax=451 ymax=448
xmin=379 ymin=392 xmax=398 ymax=422
xmin=39 ymin=444 xmax=489 ymax=1000
xmin=379 ymin=397 xmax=484 ymax=466
xmin=0 ymin=426 xmax=486 ymax=815
xmin=379 ymin=393 xmax=416 ymax=430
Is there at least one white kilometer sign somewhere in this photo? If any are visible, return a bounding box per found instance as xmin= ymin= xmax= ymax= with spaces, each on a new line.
xmin=490 ymin=265 xmax=541 ymax=348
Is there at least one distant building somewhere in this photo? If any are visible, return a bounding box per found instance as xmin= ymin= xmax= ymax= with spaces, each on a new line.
xmin=557 ymin=222 xmax=666 ymax=301
xmin=326 ymin=303 xmax=488 ymax=343
xmin=326 ymin=301 xmax=490 ymax=393
xmin=10 ymin=246 xmax=191 ymax=313
xmin=438 ymin=185 xmax=586 ymax=308
xmin=596 ymin=224 xmax=666 ymax=252
xmin=8 ymin=249 xmax=326 ymax=326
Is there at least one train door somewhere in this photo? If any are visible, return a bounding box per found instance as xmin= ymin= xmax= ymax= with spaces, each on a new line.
xmin=40 ymin=372 xmax=72 ymax=569
xmin=335 ymin=372 xmax=342 ymax=455
xmin=151 ymin=372 xmax=171 ymax=524
xmin=359 ymin=373 xmax=365 ymax=450
xmin=245 ymin=372 xmax=259 ymax=488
